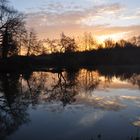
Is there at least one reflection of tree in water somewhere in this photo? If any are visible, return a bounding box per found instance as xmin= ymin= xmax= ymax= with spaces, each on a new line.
xmin=129 ymin=74 xmax=140 ymax=89
xmin=22 ymin=72 xmax=48 ymax=106
xmin=78 ymin=69 xmax=100 ymax=93
xmin=0 ymin=73 xmax=30 ymax=140
xmin=0 ymin=71 xmax=51 ymax=139
xmin=96 ymin=66 xmax=140 ymax=89
xmin=46 ymin=69 xmax=79 ymax=106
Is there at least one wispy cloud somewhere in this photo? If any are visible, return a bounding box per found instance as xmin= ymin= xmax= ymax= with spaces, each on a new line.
xmin=79 ymin=111 xmax=105 ymax=126
xmin=76 ymin=93 xmax=126 ymax=111
xmin=23 ymin=0 xmax=140 ymax=39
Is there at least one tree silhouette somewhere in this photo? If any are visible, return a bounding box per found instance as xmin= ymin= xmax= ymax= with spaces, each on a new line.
xmin=44 ymin=38 xmax=61 ymax=53
xmin=0 ymin=0 xmax=25 ymax=59
xmin=46 ymin=70 xmax=78 ymax=106
xmin=0 ymin=73 xmax=30 ymax=139
xmin=25 ymin=29 xmax=41 ymax=56
xmin=104 ymin=38 xmax=115 ymax=48
xmin=60 ymin=33 xmax=77 ymax=53
xmin=83 ymin=32 xmax=97 ymax=50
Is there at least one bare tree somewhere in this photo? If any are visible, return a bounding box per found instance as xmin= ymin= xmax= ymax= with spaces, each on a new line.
xmin=26 ymin=29 xmax=36 ymax=56
xmin=83 ymin=32 xmax=97 ymax=51
xmin=24 ymin=29 xmax=44 ymax=56
xmin=129 ymin=36 xmax=140 ymax=47
xmin=60 ymin=33 xmax=77 ymax=53
xmin=0 ymin=0 xmax=26 ymax=58
xmin=118 ymin=39 xmax=127 ymax=48
xmin=104 ymin=38 xmax=115 ymax=48
xmin=44 ymin=38 xmax=60 ymax=53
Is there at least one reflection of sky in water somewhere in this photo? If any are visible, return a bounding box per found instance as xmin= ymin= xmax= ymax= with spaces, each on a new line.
xmin=1 ymin=69 xmax=140 ymax=140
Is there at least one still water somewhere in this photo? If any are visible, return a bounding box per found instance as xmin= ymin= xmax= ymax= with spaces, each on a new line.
xmin=0 ymin=67 xmax=140 ymax=140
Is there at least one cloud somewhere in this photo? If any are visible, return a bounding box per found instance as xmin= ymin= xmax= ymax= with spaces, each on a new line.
xmin=120 ymin=95 xmax=140 ymax=107
xmin=26 ymin=3 xmax=123 ymax=25
xmin=121 ymin=96 xmax=140 ymax=101
xmin=24 ymin=1 xmax=140 ymax=39
xmin=118 ymin=8 xmax=140 ymax=20
xmin=79 ymin=111 xmax=105 ymax=126
xmin=132 ymin=120 xmax=140 ymax=127
xmin=76 ymin=93 xmax=126 ymax=111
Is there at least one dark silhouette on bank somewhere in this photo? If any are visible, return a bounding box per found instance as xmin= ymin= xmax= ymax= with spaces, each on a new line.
xmin=0 ymin=45 xmax=140 ymax=72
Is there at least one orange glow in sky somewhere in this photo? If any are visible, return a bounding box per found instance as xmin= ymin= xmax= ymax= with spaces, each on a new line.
xmin=96 ymin=32 xmax=129 ymax=43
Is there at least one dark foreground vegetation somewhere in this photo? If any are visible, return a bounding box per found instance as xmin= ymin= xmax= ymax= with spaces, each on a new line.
xmin=0 ymin=46 xmax=140 ymax=72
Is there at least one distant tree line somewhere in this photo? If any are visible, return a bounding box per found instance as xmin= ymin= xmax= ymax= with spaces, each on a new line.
xmin=41 ymin=33 xmax=140 ymax=54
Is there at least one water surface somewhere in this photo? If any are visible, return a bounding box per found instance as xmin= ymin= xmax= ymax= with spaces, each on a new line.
xmin=0 ymin=67 xmax=140 ymax=140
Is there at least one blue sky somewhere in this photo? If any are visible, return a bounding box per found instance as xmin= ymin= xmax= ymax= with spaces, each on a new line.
xmin=10 ymin=0 xmax=140 ymax=40
xmin=10 ymin=0 xmax=140 ymax=10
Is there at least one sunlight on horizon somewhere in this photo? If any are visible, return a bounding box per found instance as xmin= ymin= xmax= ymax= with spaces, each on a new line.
xmin=96 ymin=32 xmax=129 ymax=43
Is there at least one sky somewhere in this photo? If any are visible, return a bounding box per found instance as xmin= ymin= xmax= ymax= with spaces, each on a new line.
xmin=10 ymin=0 xmax=140 ymax=40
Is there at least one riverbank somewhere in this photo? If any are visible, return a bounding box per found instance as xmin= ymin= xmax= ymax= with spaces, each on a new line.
xmin=0 ymin=47 xmax=140 ymax=72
